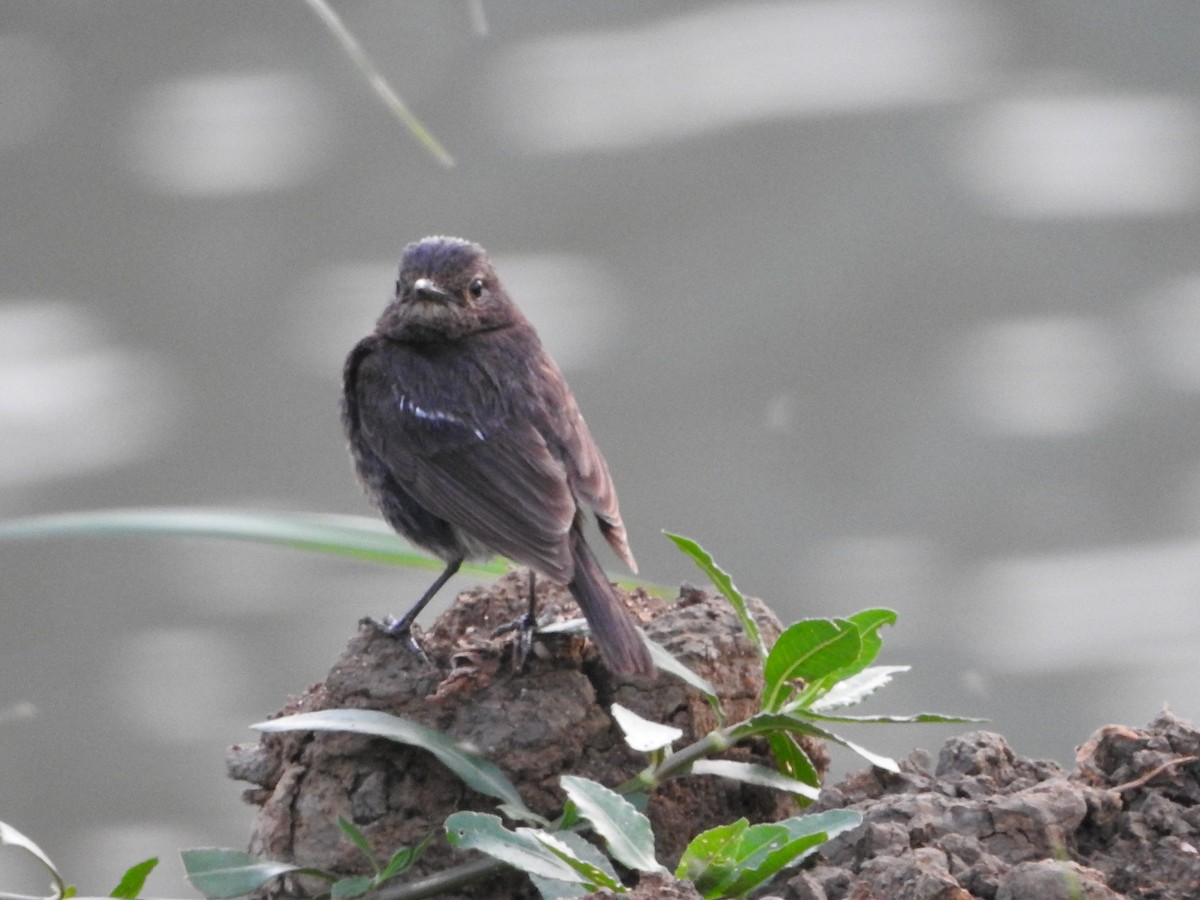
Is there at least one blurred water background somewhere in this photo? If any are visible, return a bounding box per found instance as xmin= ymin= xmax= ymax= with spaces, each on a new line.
xmin=3 ymin=0 xmax=1200 ymax=892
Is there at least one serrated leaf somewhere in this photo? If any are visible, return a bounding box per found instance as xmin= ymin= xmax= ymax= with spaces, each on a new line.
xmin=808 ymin=666 xmax=910 ymax=712
xmin=0 ymin=507 xmax=507 ymax=575
xmin=531 ymin=831 xmax=622 ymax=890
xmin=528 ymin=832 xmax=622 ymax=899
xmin=779 ymin=717 xmax=901 ymax=773
xmin=763 ymin=619 xmax=861 ymax=711
xmin=560 ymin=776 xmax=664 ymax=874
xmin=181 ymin=848 xmax=311 ymax=899
xmin=690 ymin=760 xmax=820 ymax=801
xmin=611 ymin=704 xmax=682 ymax=753
xmin=0 ymin=820 xmax=65 ymax=897
xmin=805 ymin=710 xmax=987 ymax=725
xmin=253 ymin=709 xmax=529 ymax=815
xmin=443 ymin=812 xmax=590 ymax=885
xmin=664 ymin=532 xmax=766 ymax=657
xmin=110 ymin=857 xmax=158 ymax=899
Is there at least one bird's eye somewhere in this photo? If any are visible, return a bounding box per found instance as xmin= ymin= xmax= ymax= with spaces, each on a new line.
xmin=468 ymin=277 xmax=485 ymax=299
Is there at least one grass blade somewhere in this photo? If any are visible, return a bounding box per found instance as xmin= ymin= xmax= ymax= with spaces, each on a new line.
xmin=0 ymin=507 xmax=507 ymax=575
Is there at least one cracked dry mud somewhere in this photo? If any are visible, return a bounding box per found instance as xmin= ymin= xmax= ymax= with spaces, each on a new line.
xmin=228 ymin=574 xmax=1200 ymax=899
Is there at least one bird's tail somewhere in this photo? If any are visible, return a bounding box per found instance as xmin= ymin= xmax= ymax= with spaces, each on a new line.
xmin=567 ymin=527 xmax=656 ymax=678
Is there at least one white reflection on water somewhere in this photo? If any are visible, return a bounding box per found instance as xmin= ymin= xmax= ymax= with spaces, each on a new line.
xmin=956 ymin=93 xmax=1200 ymax=217
xmin=0 ymin=300 xmax=177 ymax=491
xmin=490 ymin=0 xmax=996 ymax=153
xmin=967 ymin=539 xmax=1200 ymax=673
xmin=124 ymin=71 xmax=332 ymax=196
xmin=953 ymin=316 xmax=1126 ymax=437
xmin=1139 ymin=275 xmax=1200 ymax=393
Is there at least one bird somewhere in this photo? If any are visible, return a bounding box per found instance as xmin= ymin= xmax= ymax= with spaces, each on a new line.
xmin=341 ymin=235 xmax=655 ymax=678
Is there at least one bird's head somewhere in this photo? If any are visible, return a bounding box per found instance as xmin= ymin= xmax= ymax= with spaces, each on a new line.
xmin=377 ymin=236 xmax=523 ymax=341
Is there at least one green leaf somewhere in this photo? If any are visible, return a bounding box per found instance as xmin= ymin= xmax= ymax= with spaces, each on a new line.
xmin=845 ymin=609 xmax=896 ymax=667
xmin=443 ymin=812 xmax=598 ymax=886
xmin=0 ymin=820 xmax=66 ymax=898
xmin=337 ymin=818 xmax=378 ymax=874
xmin=532 ymin=832 xmax=623 ymax=890
xmin=808 ymin=666 xmax=910 ymax=712
xmin=611 ymin=704 xmax=682 ymax=753
xmin=528 ymin=832 xmax=621 ymax=899
xmin=803 ymin=609 xmax=898 ymax=700
xmin=253 ymin=709 xmax=530 ymax=815
xmin=771 ymin=715 xmax=901 ymax=773
xmin=0 ymin=507 xmax=507 ymax=575
xmin=331 ymin=875 xmax=375 ymax=900
xmin=690 ymin=760 xmax=820 ymax=801
xmin=645 ymin=639 xmax=721 ymax=706
xmin=664 ymin=532 xmax=766 ymax=657
xmin=804 ymin=710 xmax=986 ymax=725
xmin=677 ymin=810 xmax=861 ymax=898
xmin=181 ymin=848 xmax=320 ymax=899
xmin=560 ymin=776 xmax=664 ymax=875
xmin=378 ymin=834 xmax=432 ymax=882
xmin=528 ymin=877 xmax=592 ymax=900
xmin=762 ymin=619 xmax=861 ymax=711
xmin=766 ymin=733 xmax=821 ymax=789
xmin=110 ymin=857 xmax=158 ymax=899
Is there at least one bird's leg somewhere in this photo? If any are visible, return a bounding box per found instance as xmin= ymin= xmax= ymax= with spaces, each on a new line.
xmin=376 ymin=557 xmax=463 ymax=655
xmin=514 ymin=569 xmax=538 ymax=668
xmin=525 ymin=568 xmax=538 ymax=628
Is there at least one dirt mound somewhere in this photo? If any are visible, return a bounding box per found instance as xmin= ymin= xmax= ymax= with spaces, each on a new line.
xmin=783 ymin=711 xmax=1200 ymax=899
xmin=227 ymin=573 xmax=1200 ymax=899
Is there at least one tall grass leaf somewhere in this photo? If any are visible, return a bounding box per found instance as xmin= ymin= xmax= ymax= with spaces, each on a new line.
xmin=0 ymin=507 xmax=507 ymax=575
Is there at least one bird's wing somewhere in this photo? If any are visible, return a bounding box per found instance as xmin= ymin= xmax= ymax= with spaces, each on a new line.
xmin=535 ymin=355 xmax=639 ymax=574
xmin=350 ymin=339 xmax=577 ymax=580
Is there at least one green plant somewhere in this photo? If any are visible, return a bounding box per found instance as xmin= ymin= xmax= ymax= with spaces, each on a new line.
xmin=0 ymin=820 xmax=157 ymax=900
xmin=1 ymin=510 xmax=978 ymax=898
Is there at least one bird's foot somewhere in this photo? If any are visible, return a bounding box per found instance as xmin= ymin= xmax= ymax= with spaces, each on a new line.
xmin=492 ymin=612 xmax=539 ymax=672
xmin=361 ymin=615 xmax=433 ymax=665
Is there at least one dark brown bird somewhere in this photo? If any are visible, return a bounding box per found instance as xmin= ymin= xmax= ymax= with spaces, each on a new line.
xmin=342 ymin=235 xmax=654 ymax=677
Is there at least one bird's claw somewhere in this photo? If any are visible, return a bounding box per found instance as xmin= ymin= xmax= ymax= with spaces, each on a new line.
xmin=363 ymin=615 xmax=434 ymax=666
xmin=493 ymin=612 xmax=539 ymax=672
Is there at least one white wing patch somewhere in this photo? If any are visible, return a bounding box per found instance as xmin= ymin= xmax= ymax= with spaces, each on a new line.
xmin=400 ymin=395 xmax=486 ymax=440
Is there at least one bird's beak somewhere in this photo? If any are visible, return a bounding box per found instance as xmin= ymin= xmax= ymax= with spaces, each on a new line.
xmin=412 ymin=277 xmax=462 ymax=306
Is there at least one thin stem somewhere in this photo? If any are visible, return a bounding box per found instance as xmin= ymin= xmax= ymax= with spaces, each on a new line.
xmin=303 ymin=0 xmax=455 ymax=168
